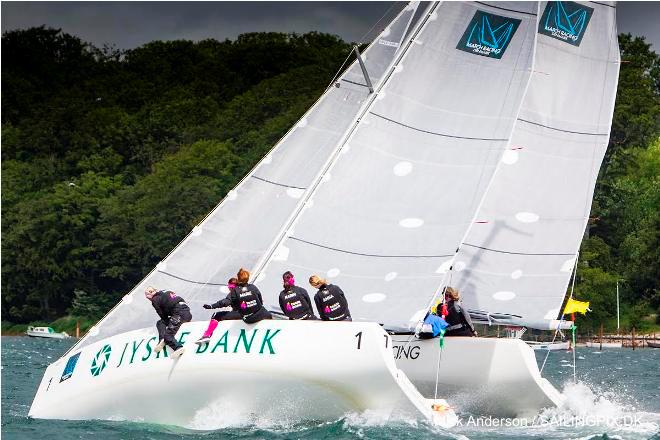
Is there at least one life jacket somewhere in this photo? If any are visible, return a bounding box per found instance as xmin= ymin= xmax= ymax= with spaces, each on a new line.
xmin=280 ymin=286 xmax=312 ymax=320
xmin=444 ymin=300 xmax=468 ymax=332
xmin=233 ymin=284 xmax=262 ymax=317
xmin=317 ymin=285 xmax=349 ymax=321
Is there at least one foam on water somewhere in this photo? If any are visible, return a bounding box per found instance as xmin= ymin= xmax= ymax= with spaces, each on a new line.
xmin=445 ymin=379 xmax=660 ymax=439
xmin=534 ymin=381 xmax=660 ymax=436
xmin=186 ymin=395 xmax=305 ymax=430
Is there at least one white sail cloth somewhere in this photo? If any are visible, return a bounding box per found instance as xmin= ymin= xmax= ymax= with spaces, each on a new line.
xmin=71 ymin=3 xmax=422 ymax=350
xmin=257 ymin=2 xmax=538 ymax=328
xmin=71 ymin=1 xmax=621 ymax=353
xmin=453 ymin=1 xmax=620 ymax=328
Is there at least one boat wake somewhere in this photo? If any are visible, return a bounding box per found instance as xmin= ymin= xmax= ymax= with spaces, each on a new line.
xmin=533 ymin=381 xmax=660 ymax=436
xmin=433 ymin=380 xmax=659 ymax=439
xmin=186 ymin=395 xmax=310 ymax=430
xmin=184 ymin=396 xmax=456 ymax=437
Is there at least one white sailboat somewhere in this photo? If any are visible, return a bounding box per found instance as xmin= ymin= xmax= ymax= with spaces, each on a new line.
xmin=30 ymin=0 xmax=619 ymax=425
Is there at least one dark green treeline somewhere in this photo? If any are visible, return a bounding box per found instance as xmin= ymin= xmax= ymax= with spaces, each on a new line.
xmin=1 ymin=27 xmax=658 ymax=332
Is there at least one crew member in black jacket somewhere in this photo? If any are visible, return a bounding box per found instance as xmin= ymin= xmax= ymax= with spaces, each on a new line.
xmin=195 ymin=277 xmax=243 ymax=345
xmin=213 ymin=268 xmax=272 ymax=324
xmin=309 ymin=275 xmax=352 ymax=321
xmin=279 ymin=271 xmax=317 ymax=320
xmin=145 ymin=286 xmax=192 ymax=357
xmin=443 ymin=287 xmax=477 ymax=337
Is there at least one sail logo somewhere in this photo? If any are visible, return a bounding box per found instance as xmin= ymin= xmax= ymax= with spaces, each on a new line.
xmin=457 ymin=10 xmax=521 ymax=59
xmin=90 ymin=344 xmax=112 ymax=377
xmin=538 ymin=1 xmax=594 ymax=46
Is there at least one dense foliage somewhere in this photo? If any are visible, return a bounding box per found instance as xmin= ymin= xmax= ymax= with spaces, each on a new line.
xmin=576 ymin=34 xmax=660 ymax=332
xmin=1 ymin=28 xmax=658 ymax=332
xmin=2 ymin=27 xmax=352 ymax=322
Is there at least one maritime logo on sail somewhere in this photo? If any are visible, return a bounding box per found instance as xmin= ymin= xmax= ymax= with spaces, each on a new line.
xmin=456 ymin=10 xmax=521 ymax=59
xmin=538 ymin=1 xmax=594 ymax=46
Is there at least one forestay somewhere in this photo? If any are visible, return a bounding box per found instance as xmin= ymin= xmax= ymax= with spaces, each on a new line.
xmin=69 ymin=3 xmax=422 ymax=352
xmin=257 ymin=2 xmax=538 ymax=329
xmin=452 ymin=1 xmax=620 ymax=329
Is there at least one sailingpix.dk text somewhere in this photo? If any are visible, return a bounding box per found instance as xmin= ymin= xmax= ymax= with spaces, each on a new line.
xmin=457 ymin=414 xmax=644 ymax=428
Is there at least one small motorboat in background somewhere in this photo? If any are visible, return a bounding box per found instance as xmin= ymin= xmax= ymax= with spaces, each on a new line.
xmin=26 ymin=326 xmax=70 ymax=339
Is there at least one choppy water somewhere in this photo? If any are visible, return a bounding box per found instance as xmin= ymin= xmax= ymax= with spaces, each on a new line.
xmin=2 ymin=336 xmax=659 ymax=439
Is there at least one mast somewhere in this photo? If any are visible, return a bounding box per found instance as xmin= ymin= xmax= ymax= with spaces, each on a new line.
xmin=249 ymin=2 xmax=438 ymax=281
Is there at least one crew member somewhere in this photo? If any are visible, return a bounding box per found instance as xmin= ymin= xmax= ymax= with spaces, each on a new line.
xmin=279 ymin=271 xmax=317 ymax=320
xmin=145 ymin=286 xmax=192 ymax=357
xmin=213 ymin=268 xmax=272 ymax=323
xmin=195 ymin=277 xmax=242 ymax=345
xmin=443 ymin=287 xmax=477 ymax=337
xmin=309 ymin=275 xmax=351 ymax=321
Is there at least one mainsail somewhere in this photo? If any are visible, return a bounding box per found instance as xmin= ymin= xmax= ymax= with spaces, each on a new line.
xmin=452 ymin=1 xmax=620 ymax=329
xmin=257 ymin=2 xmax=538 ymax=328
xmin=70 ymin=3 xmax=423 ymax=351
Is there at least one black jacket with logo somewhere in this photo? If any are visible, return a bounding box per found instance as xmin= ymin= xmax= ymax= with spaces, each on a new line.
xmin=314 ymin=284 xmax=351 ymax=321
xmin=215 ymin=283 xmax=267 ymax=318
xmin=279 ymin=285 xmax=316 ymax=320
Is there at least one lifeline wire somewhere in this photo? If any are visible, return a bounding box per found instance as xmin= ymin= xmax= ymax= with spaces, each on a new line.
xmin=540 ymin=251 xmax=580 ymax=375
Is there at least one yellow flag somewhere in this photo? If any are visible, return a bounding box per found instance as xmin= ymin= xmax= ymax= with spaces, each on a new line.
xmin=563 ymin=298 xmax=590 ymax=315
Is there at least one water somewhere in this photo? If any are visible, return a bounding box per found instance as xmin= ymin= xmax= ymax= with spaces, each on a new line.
xmin=2 ymin=336 xmax=659 ymax=439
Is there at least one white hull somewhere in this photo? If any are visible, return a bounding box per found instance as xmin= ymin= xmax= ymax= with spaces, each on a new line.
xmin=526 ymin=340 xmax=571 ymax=351
xmin=30 ymin=321 xmax=456 ymax=428
xmin=585 ymin=341 xmax=622 ymax=348
xmin=26 ymin=331 xmax=69 ymax=339
xmin=392 ymin=336 xmax=564 ymax=417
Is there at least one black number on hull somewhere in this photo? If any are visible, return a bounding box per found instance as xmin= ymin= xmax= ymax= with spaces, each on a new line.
xmin=355 ymin=331 xmax=362 ymax=350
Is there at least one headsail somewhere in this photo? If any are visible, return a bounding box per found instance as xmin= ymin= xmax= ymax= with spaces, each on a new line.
xmin=257 ymin=2 xmax=538 ymax=329
xmin=453 ymin=1 xmax=620 ymax=329
xmin=69 ymin=3 xmax=422 ymax=352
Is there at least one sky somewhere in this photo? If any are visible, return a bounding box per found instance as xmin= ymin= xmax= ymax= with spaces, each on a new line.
xmin=2 ymin=1 xmax=659 ymax=51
